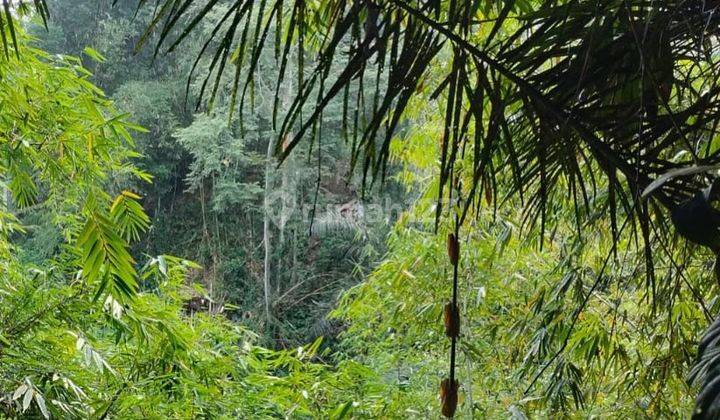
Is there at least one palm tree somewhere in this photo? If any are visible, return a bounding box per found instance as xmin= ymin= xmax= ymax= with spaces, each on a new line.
xmin=13 ymin=0 xmax=720 ymax=416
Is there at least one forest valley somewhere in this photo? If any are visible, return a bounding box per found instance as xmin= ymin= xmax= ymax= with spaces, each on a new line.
xmin=3 ymin=0 xmax=720 ymax=418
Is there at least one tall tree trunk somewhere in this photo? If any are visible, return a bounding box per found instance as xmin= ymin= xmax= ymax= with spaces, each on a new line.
xmin=291 ymin=229 xmax=298 ymax=285
xmin=263 ymin=135 xmax=274 ymax=328
xmin=280 ymin=159 xmax=288 ymax=246
xmin=278 ymin=158 xmax=288 ymax=297
xmin=200 ymin=179 xmax=214 ymax=297
xmin=278 ymin=76 xmax=294 ymax=295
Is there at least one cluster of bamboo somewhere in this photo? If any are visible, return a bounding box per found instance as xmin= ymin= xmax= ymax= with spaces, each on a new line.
xmin=441 ymin=232 xmax=461 ymax=417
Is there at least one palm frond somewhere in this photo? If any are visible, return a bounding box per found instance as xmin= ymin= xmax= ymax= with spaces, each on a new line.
xmin=131 ymin=1 xmax=720 ymax=236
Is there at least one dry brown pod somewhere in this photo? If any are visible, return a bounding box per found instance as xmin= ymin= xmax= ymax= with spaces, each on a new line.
xmin=440 ymin=377 xmax=459 ymax=418
xmin=447 ymin=233 xmax=459 ymax=266
xmin=483 ymin=177 xmax=492 ymax=205
xmin=444 ymin=301 xmax=460 ymax=338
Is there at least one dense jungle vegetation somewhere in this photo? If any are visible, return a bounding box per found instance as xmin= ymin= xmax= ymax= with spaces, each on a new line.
xmin=3 ymin=0 xmax=720 ymax=418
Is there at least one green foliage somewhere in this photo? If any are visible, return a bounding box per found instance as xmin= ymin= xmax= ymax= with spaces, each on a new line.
xmin=110 ymin=190 xmax=151 ymax=243
xmin=325 ymin=106 xmax=715 ymax=417
xmin=0 ymin=20 xmax=379 ymax=419
xmin=32 ymin=0 xmax=401 ymax=346
xmin=174 ymin=113 xmax=263 ymax=211
xmin=0 ymin=25 xmax=144 ymax=304
xmin=10 ymin=1 xmax=718 ymax=418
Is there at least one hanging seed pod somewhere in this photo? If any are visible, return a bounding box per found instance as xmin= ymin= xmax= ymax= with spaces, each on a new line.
xmin=447 ymin=233 xmax=459 ymax=266
xmin=444 ymin=301 xmax=460 ymax=338
xmin=483 ymin=176 xmax=492 ymax=206
xmin=440 ymin=377 xmax=459 ymax=418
